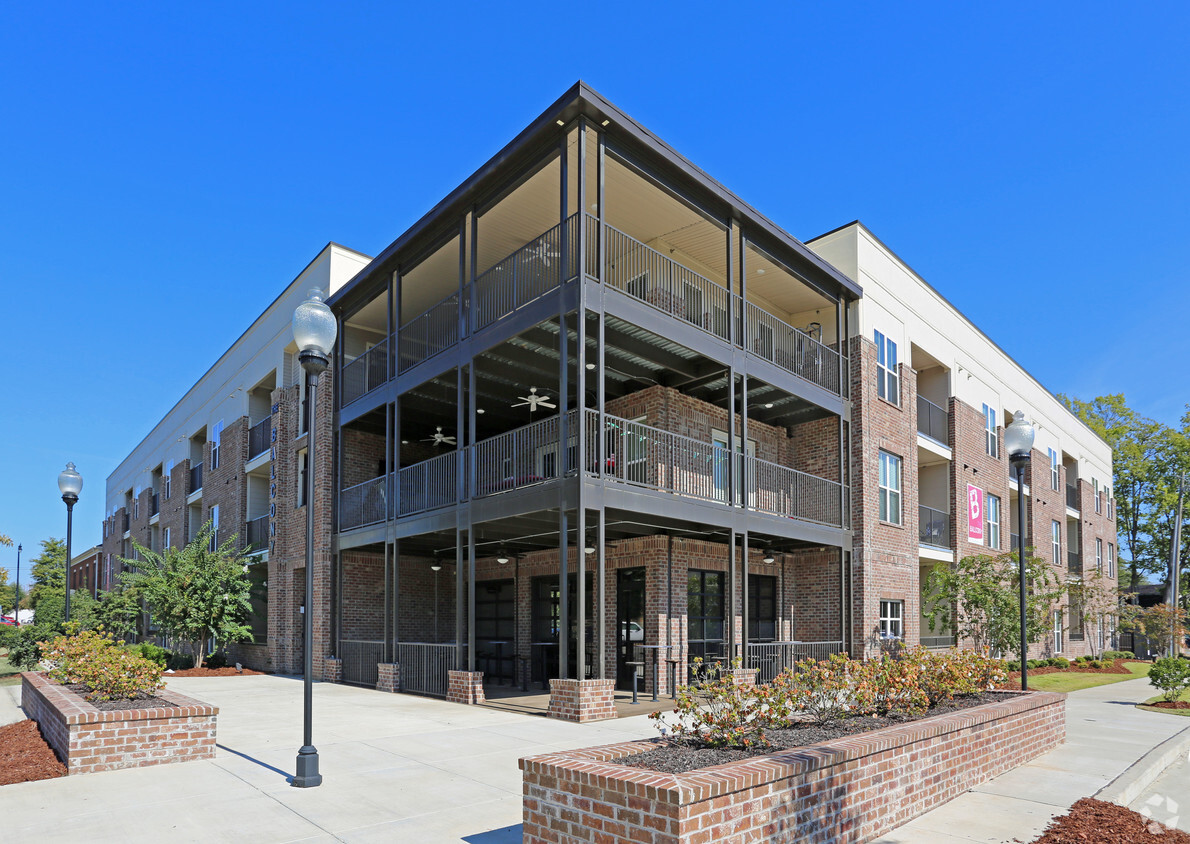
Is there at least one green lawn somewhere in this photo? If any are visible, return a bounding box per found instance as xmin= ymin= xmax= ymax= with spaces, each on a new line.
xmin=1139 ymin=686 xmax=1190 ymax=716
xmin=0 ymin=651 xmax=21 ymax=687
xmin=1024 ymin=660 xmax=1152 ymax=693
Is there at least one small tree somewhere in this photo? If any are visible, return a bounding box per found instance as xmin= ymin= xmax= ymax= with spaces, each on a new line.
xmin=1067 ymin=573 xmax=1123 ymax=657
xmin=925 ymin=551 xmax=1064 ymax=657
xmin=1120 ymin=603 xmax=1189 ymax=657
xmin=28 ymin=537 xmax=67 ymax=610
xmin=119 ymin=521 xmax=252 ymax=668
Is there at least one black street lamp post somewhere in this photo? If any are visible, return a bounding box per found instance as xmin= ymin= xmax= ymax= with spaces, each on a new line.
xmin=14 ymin=543 xmax=21 ymax=623
xmin=1005 ymin=411 xmax=1036 ymax=691
xmin=291 ymin=288 xmax=336 ymax=789
xmin=57 ymin=463 xmax=83 ymax=624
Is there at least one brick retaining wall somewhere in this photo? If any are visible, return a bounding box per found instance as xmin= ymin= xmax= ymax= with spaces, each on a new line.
xmin=21 ymin=672 xmax=218 ymax=775
xmin=521 ymin=689 xmax=1065 ymax=843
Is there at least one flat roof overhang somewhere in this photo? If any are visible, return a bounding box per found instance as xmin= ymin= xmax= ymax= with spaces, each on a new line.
xmin=331 ymin=81 xmax=861 ymax=317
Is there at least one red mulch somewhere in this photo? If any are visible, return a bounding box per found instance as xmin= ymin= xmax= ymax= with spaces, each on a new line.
xmin=166 ymin=666 xmax=266 ymax=677
xmin=1145 ymin=701 xmax=1190 ymax=710
xmin=0 ymin=720 xmax=67 ymax=786
xmin=1029 ymin=798 xmax=1190 ymax=843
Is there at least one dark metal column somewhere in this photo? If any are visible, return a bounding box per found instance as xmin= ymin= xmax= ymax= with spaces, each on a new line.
xmin=575 ymin=117 xmax=589 ymax=683
xmin=728 ymin=529 xmax=737 ymax=659
xmin=741 ymin=530 xmax=749 ymax=663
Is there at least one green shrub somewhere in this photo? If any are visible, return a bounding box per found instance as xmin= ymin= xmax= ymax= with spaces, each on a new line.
xmin=138 ymin=642 xmax=171 ymax=667
xmin=1086 ymin=659 xmax=1103 ymax=669
xmin=1027 ymin=659 xmax=1043 ymax=669
xmin=1102 ymin=650 xmax=1134 ymax=660
xmin=205 ymin=651 xmax=228 ymax=670
xmin=1049 ymin=657 xmax=1070 ymax=669
xmin=6 ymin=624 xmax=53 ymax=669
xmin=1148 ymin=657 xmax=1190 ymax=703
xmin=42 ymin=629 xmax=164 ymax=702
xmin=1006 ymin=660 xmax=1021 ymax=672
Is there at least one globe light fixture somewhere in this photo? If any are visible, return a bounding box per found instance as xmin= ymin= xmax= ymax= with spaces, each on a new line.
xmin=57 ymin=462 xmax=83 ymax=623
xmin=1005 ymin=410 xmax=1036 ymax=691
xmin=762 ymin=548 xmax=776 ymax=564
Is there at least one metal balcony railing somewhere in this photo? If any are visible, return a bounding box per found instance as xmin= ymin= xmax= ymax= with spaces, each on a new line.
xmin=916 ymin=396 xmax=950 ymax=445
xmin=1068 ymin=550 xmax=1082 ymax=574
xmin=190 ymin=462 xmax=203 ymax=492
xmin=742 ymin=299 xmax=841 ymax=395
xmin=342 ymin=339 xmax=389 ymax=406
xmin=919 ymin=505 xmax=951 ymax=548
xmin=339 ymin=475 xmax=387 ymax=530
xmin=398 ymin=292 xmax=458 ymax=373
xmin=245 ymin=515 xmax=269 ymax=552
xmin=150 ymin=493 xmax=160 ymax=517
xmin=595 ymin=411 xmax=728 ymax=505
xmin=394 ymin=642 xmax=467 ymax=697
xmin=746 ymin=641 xmax=846 ymax=683
xmin=248 ymin=418 xmax=271 ymax=460
xmin=397 ymin=450 xmax=461 ymax=516
xmin=474 ymin=412 xmax=575 ymax=497
xmin=472 ymin=214 xmax=579 ymax=332
xmin=748 ymin=454 xmax=846 ymax=527
xmin=602 ymin=221 xmax=731 ymax=342
xmin=1066 ymin=484 xmax=1080 ymax=509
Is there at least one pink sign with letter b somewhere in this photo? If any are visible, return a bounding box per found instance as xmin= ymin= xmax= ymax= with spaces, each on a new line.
xmin=967 ymin=484 xmax=984 ymax=543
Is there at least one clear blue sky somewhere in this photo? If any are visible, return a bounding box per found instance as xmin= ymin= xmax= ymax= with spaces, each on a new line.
xmin=3 ymin=2 xmax=1187 ymax=589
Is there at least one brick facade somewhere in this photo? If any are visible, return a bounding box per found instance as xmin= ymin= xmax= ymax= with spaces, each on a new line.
xmin=21 ymin=672 xmax=217 ymax=775
xmin=446 ymin=669 xmax=485 ymax=704
xmin=521 ymin=690 xmax=1065 ymax=843
xmin=547 ymin=678 xmax=615 ymax=722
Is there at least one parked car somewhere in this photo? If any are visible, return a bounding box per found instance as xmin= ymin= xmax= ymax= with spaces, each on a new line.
xmin=0 ymin=616 xmax=17 ymax=626
xmin=621 ymin=621 xmax=644 ymax=642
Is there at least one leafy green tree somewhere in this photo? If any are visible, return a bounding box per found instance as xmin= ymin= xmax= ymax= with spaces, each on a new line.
xmin=118 ymin=521 xmax=252 ymax=668
xmin=1066 ymin=573 xmax=1122 ymax=657
xmin=28 ymin=537 xmax=67 ymax=608
xmin=925 ymin=551 xmax=1065 ymax=657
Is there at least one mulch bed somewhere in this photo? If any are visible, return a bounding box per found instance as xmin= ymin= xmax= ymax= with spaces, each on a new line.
xmin=1028 ymin=798 xmax=1190 ymax=843
xmin=64 ymin=683 xmax=176 ymax=711
xmin=1000 ymin=658 xmax=1150 ymax=689
xmin=619 ymin=691 xmax=1016 ymax=774
xmin=1145 ymin=700 xmax=1190 ymax=710
xmin=165 ymin=666 xmax=266 ymax=677
xmin=0 ymin=720 xmax=66 ymax=786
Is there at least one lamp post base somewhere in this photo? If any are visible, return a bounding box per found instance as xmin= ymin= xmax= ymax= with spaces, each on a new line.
xmin=292 ymin=746 xmax=322 ymax=788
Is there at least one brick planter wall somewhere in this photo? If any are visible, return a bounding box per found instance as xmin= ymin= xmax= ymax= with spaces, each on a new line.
xmin=522 ymin=690 xmax=1065 ymax=843
xmin=446 ymin=670 xmax=485 ymax=704
xmin=548 ymin=679 xmax=616 ymax=722
xmin=21 ymin=672 xmax=218 ymax=776
xmin=324 ymin=657 xmax=342 ymax=683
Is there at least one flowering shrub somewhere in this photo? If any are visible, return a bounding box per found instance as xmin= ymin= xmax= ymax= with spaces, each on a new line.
xmin=767 ymin=654 xmax=875 ymax=724
xmin=42 ymin=628 xmax=165 ymax=702
xmin=649 ymin=658 xmax=773 ymax=749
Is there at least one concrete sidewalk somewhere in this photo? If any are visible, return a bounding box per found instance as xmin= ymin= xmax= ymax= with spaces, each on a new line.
xmin=2 ymin=673 xmax=1187 ymax=843
xmin=875 ymin=677 xmax=1190 ymax=843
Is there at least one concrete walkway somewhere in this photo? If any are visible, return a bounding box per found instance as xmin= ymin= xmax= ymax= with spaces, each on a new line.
xmin=875 ymin=677 xmax=1190 ymax=843
xmin=0 ymin=675 xmax=658 ymax=842
xmin=3 ymin=674 xmax=1188 ymax=842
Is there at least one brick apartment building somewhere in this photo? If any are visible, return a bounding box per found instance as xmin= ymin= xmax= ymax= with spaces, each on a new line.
xmin=67 ymin=546 xmax=105 ymax=598
xmin=101 ymin=83 xmax=1115 ymax=714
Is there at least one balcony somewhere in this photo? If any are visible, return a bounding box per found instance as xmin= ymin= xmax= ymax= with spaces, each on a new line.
xmin=916 ymin=396 xmax=949 ymax=445
xmin=1068 ymin=550 xmax=1082 ymax=574
xmin=919 ymin=505 xmax=950 ymax=549
xmin=1066 ymin=484 xmax=1080 ymax=510
xmin=248 ymin=418 xmax=271 ymax=460
xmin=150 ymin=493 xmax=160 ymax=517
xmin=398 ymin=450 xmax=462 ymax=517
xmin=190 ymin=462 xmax=203 ymax=492
xmin=398 ymin=292 xmax=458 ymax=373
xmin=342 ymin=340 xmax=390 ymax=406
xmin=340 ymin=475 xmax=388 ymax=531
xmin=245 ymin=515 xmax=269 ymax=552
xmin=472 ymin=214 xmax=580 ymax=333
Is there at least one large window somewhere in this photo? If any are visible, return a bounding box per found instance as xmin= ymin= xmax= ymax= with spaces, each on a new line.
xmin=1094 ymin=479 xmax=1103 ymax=514
xmin=1070 ymin=594 xmax=1084 ymax=641
xmin=879 ymin=599 xmax=904 ymax=639
xmin=1108 ymin=543 xmax=1115 ymax=578
xmin=986 ymin=494 xmax=1001 ymax=550
xmin=209 ymin=504 xmax=220 ymax=552
xmin=879 ymin=451 xmax=902 ymax=525
xmin=874 ymin=330 xmax=899 ymax=404
xmin=748 ymin=574 xmax=776 ymax=642
xmin=688 ymin=570 xmax=725 ymax=662
xmin=164 ymin=461 xmax=173 ymax=499
xmin=983 ymin=404 xmax=998 ymax=458
xmin=211 ymin=420 xmax=224 ymax=471
xmin=1048 ymin=448 xmax=1060 ymax=490
xmin=1053 ymin=610 xmax=1064 ymax=653
xmin=1051 ymin=520 xmax=1062 ymax=565
xmin=1096 ymin=538 xmax=1103 ymax=574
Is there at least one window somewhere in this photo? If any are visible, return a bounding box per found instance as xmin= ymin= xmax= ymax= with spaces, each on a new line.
xmin=1070 ymin=595 xmax=1084 ymax=640
xmin=879 ymin=451 xmax=902 ymax=525
xmin=211 ymin=420 xmax=224 ymax=470
xmin=1048 ymin=448 xmax=1060 ymax=490
xmin=711 ymin=429 xmax=756 ymax=500
xmin=985 ymin=494 xmax=1001 ymax=550
xmin=879 ymin=599 xmax=904 ymax=639
xmin=1053 ymin=610 xmax=1063 ymax=653
xmin=164 ymin=461 xmax=173 ymax=499
xmin=1096 ymin=538 xmax=1103 ymax=574
xmin=748 ymin=574 xmax=776 ymax=642
xmin=209 ymin=504 xmax=219 ymax=552
xmin=688 ymin=570 xmax=725 ymax=662
xmin=983 ymin=404 xmax=998 ymax=458
xmin=133 ymin=490 xmax=140 ymax=520
xmin=1051 ymin=520 xmax=1062 ymax=565
xmin=874 ymin=330 xmax=899 ymax=404
xmin=1093 ymin=478 xmax=1102 ymax=514
xmin=1108 ymin=543 xmax=1115 ymax=578
xmin=163 ymin=527 xmax=171 ymax=550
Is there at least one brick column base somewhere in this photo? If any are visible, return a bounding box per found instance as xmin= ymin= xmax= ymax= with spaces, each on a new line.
xmin=323 ymin=657 xmax=342 ymax=683
xmin=377 ymin=663 xmax=400 ymax=693
xmin=728 ymin=668 xmax=758 ymax=688
xmin=547 ymin=678 xmax=616 ymax=722
xmin=447 ymin=670 xmax=485 ymax=705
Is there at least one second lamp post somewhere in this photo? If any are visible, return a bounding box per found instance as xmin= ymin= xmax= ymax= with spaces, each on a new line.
xmin=1004 ymin=411 xmax=1036 ymax=691
xmin=57 ymin=462 xmax=83 ymax=623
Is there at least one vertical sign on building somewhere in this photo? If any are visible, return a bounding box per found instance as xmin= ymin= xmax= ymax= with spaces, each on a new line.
xmin=967 ymin=484 xmax=984 ymax=544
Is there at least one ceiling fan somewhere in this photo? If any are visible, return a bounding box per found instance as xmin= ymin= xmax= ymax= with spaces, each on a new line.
xmin=512 ymin=387 xmax=556 ymax=412
xmin=525 ymin=239 xmax=560 ymax=267
xmin=422 ymin=426 xmax=456 ymax=446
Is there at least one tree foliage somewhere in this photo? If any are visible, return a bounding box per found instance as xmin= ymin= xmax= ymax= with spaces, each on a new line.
xmin=925 ymin=551 xmax=1065 ymax=657
xmin=1066 ymin=573 xmax=1123 ymax=656
xmin=118 ymin=520 xmax=252 ymax=668
xmin=28 ymin=537 xmax=67 ymax=608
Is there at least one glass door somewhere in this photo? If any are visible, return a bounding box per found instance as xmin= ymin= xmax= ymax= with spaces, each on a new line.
xmin=616 ymin=568 xmax=646 ymax=689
